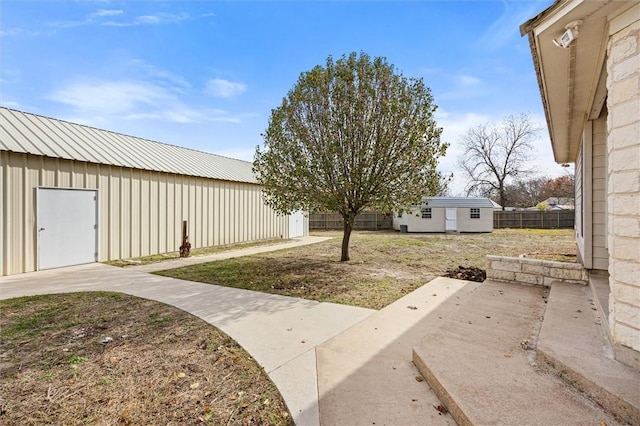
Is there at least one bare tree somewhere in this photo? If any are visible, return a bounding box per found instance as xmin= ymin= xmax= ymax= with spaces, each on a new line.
xmin=458 ymin=114 xmax=540 ymax=209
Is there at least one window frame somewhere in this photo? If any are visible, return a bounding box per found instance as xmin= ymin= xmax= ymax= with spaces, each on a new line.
xmin=470 ymin=208 xmax=481 ymax=219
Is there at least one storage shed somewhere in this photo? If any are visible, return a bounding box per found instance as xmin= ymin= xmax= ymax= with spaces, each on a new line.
xmin=393 ymin=197 xmax=494 ymax=233
xmin=1 ymin=107 xmax=307 ymax=276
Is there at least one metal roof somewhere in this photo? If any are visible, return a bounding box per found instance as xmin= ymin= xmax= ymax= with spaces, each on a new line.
xmin=421 ymin=197 xmax=495 ymax=208
xmin=0 ymin=107 xmax=257 ymax=184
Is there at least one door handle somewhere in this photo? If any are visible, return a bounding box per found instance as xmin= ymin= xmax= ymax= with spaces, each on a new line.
xmin=38 ymin=227 xmax=45 ymax=232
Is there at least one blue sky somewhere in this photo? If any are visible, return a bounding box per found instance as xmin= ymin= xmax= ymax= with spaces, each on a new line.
xmin=1 ymin=0 xmax=568 ymax=195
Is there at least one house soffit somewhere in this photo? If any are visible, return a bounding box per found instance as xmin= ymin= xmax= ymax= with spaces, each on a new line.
xmin=524 ymin=0 xmax=634 ymax=163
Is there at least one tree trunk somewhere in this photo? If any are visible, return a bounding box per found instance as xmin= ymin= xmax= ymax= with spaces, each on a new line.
xmin=341 ymin=217 xmax=354 ymax=262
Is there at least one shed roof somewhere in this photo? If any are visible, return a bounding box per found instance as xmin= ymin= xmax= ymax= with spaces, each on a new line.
xmin=0 ymin=107 xmax=257 ymax=184
xmin=421 ymin=197 xmax=495 ymax=208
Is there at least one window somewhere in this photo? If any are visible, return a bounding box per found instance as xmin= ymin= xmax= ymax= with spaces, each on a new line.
xmin=421 ymin=207 xmax=432 ymax=219
xmin=470 ymin=208 xmax=480 ymax=219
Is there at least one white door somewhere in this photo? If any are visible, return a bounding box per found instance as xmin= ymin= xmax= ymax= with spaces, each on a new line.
xmin=288 ymin=210 xmax=304 ymax=238
xmin=445 ymin=208 xmax=457 ymax=232
xmin=37 ymin=188 xmax=98 ymax=270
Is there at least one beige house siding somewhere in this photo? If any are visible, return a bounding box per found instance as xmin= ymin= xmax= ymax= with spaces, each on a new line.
xmin=575 ymin=143 xmax=586 ymax=264
xmin=592 ymin=113 xmax=609 ymax=270
xmin=607 ymin=8 xmax=640 ymax=359
xmin=1 ymin=151 xmax=288 ymax=276
xmin=574 ymin=115 xmax=607 ymax=271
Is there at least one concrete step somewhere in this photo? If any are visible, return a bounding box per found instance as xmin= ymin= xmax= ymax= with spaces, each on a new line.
xmin=316 ymin=277 xmax=481 ymax=426
xmin=412 ymin=280 xmax=623 ymax=426
xmin=537 ymin=281 xmax=640 ymax=425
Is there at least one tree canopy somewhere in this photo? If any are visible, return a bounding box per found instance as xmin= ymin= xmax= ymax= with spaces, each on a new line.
xmin=253 ymin=52 xmax=447 ymax=261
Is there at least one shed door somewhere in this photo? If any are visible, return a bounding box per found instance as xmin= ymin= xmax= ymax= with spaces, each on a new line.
xmin=37 ymin=188 xmax=98 ymax=270
xmin=445 ymin=208 xmax=457 ymax=231
xmin=289 ymin=210 xmax=304 ymax=238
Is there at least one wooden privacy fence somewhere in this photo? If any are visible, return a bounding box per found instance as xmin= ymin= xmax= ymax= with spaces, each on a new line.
xmin=309 ymin=212 xmax=393 ymax=231
xmin=493 ymin=210 xmax=574 ymax=229
xmin=310 ymin=210 xmax=575 ymax=231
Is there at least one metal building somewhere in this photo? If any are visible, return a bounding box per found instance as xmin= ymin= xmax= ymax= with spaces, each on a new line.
xmin=393 ymin=197 xmax=495 ymax=233
xmin=1 ymin=107 xmax=307 ymax=276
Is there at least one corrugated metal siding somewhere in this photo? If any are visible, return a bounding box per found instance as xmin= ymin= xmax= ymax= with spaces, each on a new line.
xmin=421 ymin=197 xmax=495 ymax=208
xmin=1 ymin=151 xmax=288 ymax=276
xmin=0 ymin=107 xmax=256 ymax=184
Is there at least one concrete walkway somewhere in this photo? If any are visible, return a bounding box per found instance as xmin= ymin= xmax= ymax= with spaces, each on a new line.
xmin=317 ymin=277 xmax=472 ymax=425
xmin=0 ymin=237 xmax=374 ymax=426
xmin=129 ymin=236 xmax=333 ymax=273
xmin=412 ymin=279 xmax=631 ymax=426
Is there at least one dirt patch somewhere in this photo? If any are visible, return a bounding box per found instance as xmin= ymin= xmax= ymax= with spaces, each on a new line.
xmin=0 ymin=292 xmax=292 ymax=426
xmin=156 ymin=229 xmax=576 ymax=310
xmin=443 ymin=266 xmax=486 ymax=282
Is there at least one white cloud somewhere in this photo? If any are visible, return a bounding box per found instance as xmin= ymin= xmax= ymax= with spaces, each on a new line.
xmin=474 ymin=0 xmax=550 ymax=51
xmin=0 ymin=28 xmax=24 ymax=37
xmin=135 ymin=12 xmax=189 ymax=25
xmin=129 ymin=59 xmax=191 ymax=90
xmin=52 ymin=9 xmax=190 ymax=28
xmin=435 ymin=71 xmax=486 ymax=101
xmin=45 ymin=78 xmax=251 ymax=126
xmin=102 ymin=12 xmax=190 ymax=27
xmin=419 ymin=67 xmax=440 ymax=75
xmin=0 ymin=27 xmax=49 ymax=37
xmin=47 ymin=79 xmax=171 ymax=114
xmin=459 ymin=75 xmax=481 ymax=86
xmin=205 ymin=78 xmax=247 ymax=99
xmin=0 ymin=100 xmax=22 ymax=109
xmin=436 ymin=110 xmax=570 ymax=196
xmin=216 ymin=147 xmax=257 ymax=162
xmin=91 ymin=9 xmax=123 ymax=18
xmin=435 ymin=111 xmax=492 ymax=194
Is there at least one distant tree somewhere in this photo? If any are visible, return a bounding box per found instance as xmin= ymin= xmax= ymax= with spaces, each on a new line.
xmin=254 ymin=52 xmax=448 ymax=261
xmin=501 ymin=176 xmax=549 ymax=208
xmin=458 ymin=114 xmax=540 ymax=210
xmin=540 ymin=175 xmax=575 ymax=200
xmin=536 ymin=201 xmax=549 ymax=211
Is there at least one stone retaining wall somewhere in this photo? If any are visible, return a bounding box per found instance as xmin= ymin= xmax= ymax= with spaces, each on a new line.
xmin=486 ymin=255 xmax=587 ymax=287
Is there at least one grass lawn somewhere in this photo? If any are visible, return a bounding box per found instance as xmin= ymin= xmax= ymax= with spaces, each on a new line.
xmin=155 ymin=229 xmax=576 ymax=310
xmin=0 ymin=292 xmax=292 ymax=426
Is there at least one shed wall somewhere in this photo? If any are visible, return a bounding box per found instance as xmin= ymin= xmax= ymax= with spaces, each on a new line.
xmin=1 ymin=151 xmax=288 ymax=276
xmin=397 ymin=207 xmax=446 ymax=232
xmin=394 ymin=206 xmax=493 ymax=233
xmin=456 ymin=207 xmax=493 ymax=232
